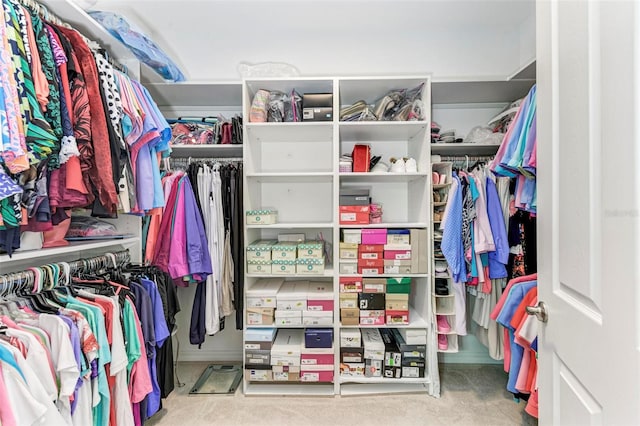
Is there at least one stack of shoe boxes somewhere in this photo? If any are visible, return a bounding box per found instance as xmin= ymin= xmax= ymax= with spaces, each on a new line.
xmin=339 ymin=188 xmax=370 ymax=225
xmin=301 ymin=329 xmax=334 ymax=382
xmin=246 ymin=278 xmax=283 ymax=326
xmin=339 ymin=276 xmax=361 ymax=325
xmin=380 ymin=328 xmax=402 ymax=378
xmin=275 ymin=281 xmax=309 ymax=325
xmin=385 ymin=278 xmax=411 ymax=325
xmin=395 ymin=329 xmax=427 ymax=378
xmin=246 ymin=240 xmax=277 ymax=275
xmin=245 ymin=328 xmax=278 ymax=381
xmin=304 ymin=282 xmax=334 ymax=326
xmin=248 ymin=236 xmax=326 ymax=276
xmin=271 ymin=329 xmax=304 ymax=381
xmin=359 ymin=279 xmax=385 ymax=325
xmin=339 ymin=329 xmax=364 ymax=377
xmin=362 ymin=328 xmax=385 ymax=377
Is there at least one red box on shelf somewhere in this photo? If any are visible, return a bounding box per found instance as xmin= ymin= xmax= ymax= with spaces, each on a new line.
xmin=385 ymin=310 xmax=410 ymax=325
xmin=339 ymin=205 xmax=370 ymax=225
xmin=357 ymin=259 xmax=384 ymax=268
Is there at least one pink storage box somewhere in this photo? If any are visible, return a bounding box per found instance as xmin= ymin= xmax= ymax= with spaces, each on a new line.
xmin=383 ymin=250 xmax=411 ymax=260
xmin=361 ymin=229 xmax=387 ymax=245
xmin=301 ymin=353 xmax=335 ymax=365
xmin=307 ymin=299 xmax=334 ymax=311
xmin=300 ymin=369 xmax=334 ymax=383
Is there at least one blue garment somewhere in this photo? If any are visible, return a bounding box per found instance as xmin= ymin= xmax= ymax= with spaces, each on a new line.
xmin=441 ymin=174 xmax=467 ymax=283
xmin=496 ymin=280 xmax=537 ymax=394
xmin=486 ymin=178 xmax=509 ymax=279
xmin=0 ymin=342 xmax=25 ymax=381
xmin=135 ymin=143 xmax=155 ymax=211
xmin=182 ymin=178 xmax=213 ymax=279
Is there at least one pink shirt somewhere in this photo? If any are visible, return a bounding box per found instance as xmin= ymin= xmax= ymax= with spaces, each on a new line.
xmin=0 ymin=364 xmax=17 ymax=426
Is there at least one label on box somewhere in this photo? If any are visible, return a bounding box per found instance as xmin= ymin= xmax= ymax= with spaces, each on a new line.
xmin=248 ymin=369 xmax=271 ymax=381
xmin=402 ymin=366 xmax=424 ymax=378
xmin=365 ymin=359 xmax=382 ymax=377
xmin=359 ymin=267 xmax=383 ymax=275
xmin=360 ymin=252 xmax=382 ymax=259
xmin=386 ymin=311 xmax=410 ymax=325
xmin=384 ymin=250 xmax=411 ymax=260
xmin=340 ymin=363 xmax=365 ymax=377
xmin=384 ymin=265 xmax=412 ymax=274
xmin=339 ymin=277 xmax=363 ymax=292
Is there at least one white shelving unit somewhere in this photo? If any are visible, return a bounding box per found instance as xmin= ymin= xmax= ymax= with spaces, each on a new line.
xmin=241 ymin=76 xmax=438 ymax=397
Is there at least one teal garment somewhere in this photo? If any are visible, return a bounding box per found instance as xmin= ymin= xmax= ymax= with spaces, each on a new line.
xmin=122 ymin=298 xmax=142 ymax=380
xmin=64 ymin=297 xmax=111 ymax=426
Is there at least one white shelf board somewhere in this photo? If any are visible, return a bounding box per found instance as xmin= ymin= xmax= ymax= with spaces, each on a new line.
xmin=431 ymin=78 xmax=535 ymax=105
xmin=339 ymin=222 xmax=428 ymax=229
xmin=431 ymin=143 xmax=501 ymax=156
xmin=246 ymin=222 xmax=334 ymax=229
xmin=434 ymin=310 xmax=457 ymax=316
xmin=245 ymin=173 xmax=333 ymax=183
xmin=246 ymin=324 xmax=334 ymax=329
xmin=339 ymin=382 xmax=429 ymax=395
xmin=0 ymin=237 xmax=140 ymax=264
xmin=339 ymin=376 xmax=428 ymax=385
xmin=438 ymin=348 xmax=460 ymax=354
xmin=339 ymin=121 xmax=428 ymax=142
xmin=340 ymin=274 xmax=429 ymax=279
xmin=246 ymin=122 xmax=333 ymax=142
xmin=339 ymin=172 xmax=428 ymax=183
xmin=244 ymin=382 xmax=335 ymax=396
xmin=170 ymin=144 xmax=243 ymax=158
xmin=247 ymin=267 xmax=334 ymax=278
xmin=145 ymin=81 xmax=242 ymax=107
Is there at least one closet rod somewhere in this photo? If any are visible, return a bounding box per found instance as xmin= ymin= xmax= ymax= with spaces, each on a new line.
xmin=17 ymin=0 xmax=129 ymax=74
xmin=0 ymin=249 xmax=131 ymax=296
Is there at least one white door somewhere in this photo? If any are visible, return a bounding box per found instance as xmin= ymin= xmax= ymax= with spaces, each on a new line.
xmin=536 ymin=0 xmax=640 ymax=424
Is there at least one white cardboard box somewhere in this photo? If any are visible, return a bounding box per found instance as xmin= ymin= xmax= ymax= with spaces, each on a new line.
xmin=340 ymin=328 xmax=362 ymax=348
xmin=274 ymin=310 xmax=302 ymax=326
xmin=302 ymin=310 xmax=333 ymax=326
xmin=276 ymin=280 xmax=309 ymax=311
xmin=246 ymin=278 xmax=284 ymax=308
xmin=361 ymin=328 xmax=385 ymax=360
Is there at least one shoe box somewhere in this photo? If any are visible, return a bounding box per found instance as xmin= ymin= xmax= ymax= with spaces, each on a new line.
xmin=303 ymin=93 xmax=333 ymax=122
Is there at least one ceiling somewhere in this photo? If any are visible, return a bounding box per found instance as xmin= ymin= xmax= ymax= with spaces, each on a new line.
xmin=85 ymin=0 xmax=536 ymax=82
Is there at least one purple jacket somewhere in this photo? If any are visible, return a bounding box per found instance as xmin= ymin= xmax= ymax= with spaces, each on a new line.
xmin=486 ymin=177 xmax=509 ymax=279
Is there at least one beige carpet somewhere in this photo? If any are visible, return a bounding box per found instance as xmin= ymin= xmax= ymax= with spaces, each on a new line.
xmin=146 ymin=362 xmax=538 ymax=426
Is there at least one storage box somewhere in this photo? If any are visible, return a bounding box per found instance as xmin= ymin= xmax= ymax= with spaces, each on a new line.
xmin=358 ymin=266 xmax=383 ymax=275
xmin=339 ymin=205 xmax=370 ymax=225
xmin=362 ymin=278 xmax=386 ymax=293
xmin=390 ymin=329 xmax=426 ymax=357
xmin=246 ymin=240 xmax=277 ymax=261
xmin=340 ymin=362 xmax=365 ymax=377
xmin=245 ymin=350 xmax=271 ymax=366
xmin=384 ymin=261 xmax=412 ymax=274
xmin=296 ymin=257 xmax=325 ymax=275
xmin=304 ymin=328 xmax=333 ymax=348
xmin=297 ymin=240 xmax=324 ymax=259
xmin=245 ymin=328 xmax=277 ymax=342
xmin=342 ymin=229 xmax=362 ymax=244
xmin=358 ymin=293 xmax=385 ymax=310
xmin=386 ymin=229 xmax=410 ymax=245
xmin=359 ymin=309 xmax=385 ymax=326
xmin=301 ymin=352 xmax=334 ymax=365
xmin=361 ymin=329 xmax=385 ymax=360
xmin=380 ymin=328 xmax=401 ymax=367
xmin=339 ymin=188 xmax=370 ymax=206
xmin=302 ymin=93 xmax=333 ymax=122
xmin=386 ymin=277 xmax=412 ymax=294
xmin=339 ymin=293 xmax=358 ymax=309
xmin=247 ymin=260 xmax=272 ymax=275
xmin=352 ymin=144 xmax=370 ymax=173
xmin=271 ymin=259 xmax=296 ymax=275
xmin=361 ymin=228 xmax=387 ymax=245
xmin=402 ymin=358 xmax=426 ymax=368
xmin=272 ymin=242 xmax=298 ymax=260
xmin=409 ymin=228 xmax=428 ymax=274
xmin=397 ymin=328 xmax=427 ymax=345
xmin=302 ymin=310 xmax=333 ymax=326
xmin=359 ymin=244 xmax=384 ymax=253
xmin=383 ymin=366 xmax=402 ymax=379
xmin=246 ymin=209 xmax=277 ymax=225
xmin=385 ymin=293 xmax=409 ymax=310
xmin=274 ymin=310 xmax=302 ymax=326
xmin=300 ymin=367 xmax=334 ymax=382
xmin=244 ymin=340 xmax=274 ymax=350
xmin=340 ymin=328 xmax=362 ymax=348
xmin=365 ymin=359 xmax=382 ymax=377
xmin=401 ymin=366 xmax=425 ymax=378
xmin=383 ymin=250 xmax=412 ymax=260
xmin=307 ymin=281 xmax=334 ymax=311
xmin=271 ymin=329 xmax=304 ymax=366
xmin=246 ymin=368 xmax=272 ymax=382
xmin=247 ymin=307 xmax=275 ymax=325
xmin=339 ymin=242 xmax=359 ymax=259
xmin=341 ymin=308 xmax=360 ymax=325
xmin=339 ymin=260 xmax=358 ymax=275
xmin=340 ymin=347 xmax=364 ymax=363
xmin=357 ymin=258 xmax=384 ymax=269
xmin=339 ymin=277 xmax=363 ymax=293
xmin=277 ymin=281 xmax=309 ymax=310
xmin=273 ymin=371 xmax=300 ymax=381
xmin=246 ymin=278 xmax=283 ymax=308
